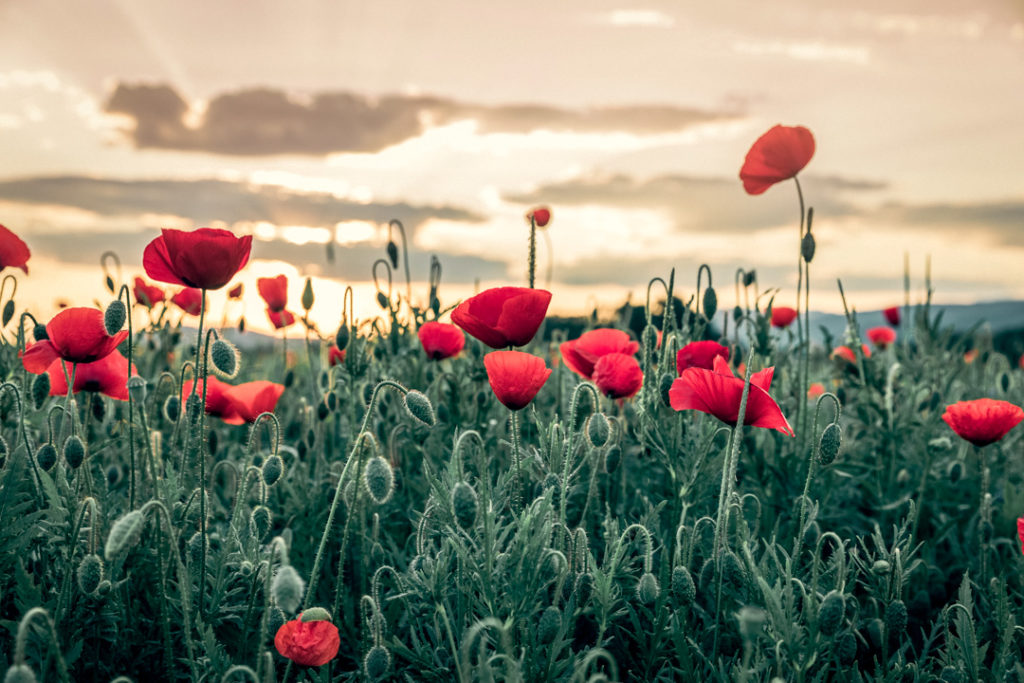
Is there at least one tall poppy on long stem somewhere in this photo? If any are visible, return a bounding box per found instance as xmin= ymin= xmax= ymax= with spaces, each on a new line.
xmin=452 ymin=286 xmax=551 ymax=349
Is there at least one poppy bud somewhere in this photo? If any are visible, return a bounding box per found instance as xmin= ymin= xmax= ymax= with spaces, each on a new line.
xmin=364 ymin=456 xmax=394 ymax=505
xmin=1 ymin=300 xmax=14 ymax=328
xmin=162 ymin=394 xmax=180 ymax=422
xmin=872 ymin=560 xmax=891 ymax=575
xmin=801 ymin=231 xmax=816 ymax=263
xmin=671 ymin=566 xmax=696 ymax=606
xmin=262 ymin=454 xmax=284 ymax=486
xmin=104 ymin=299 xmax=127 ymax=335
xmin=743 ymin=270 xmax=757 ymax=287
xmin=301 ymin=277 xmax=314 ymax=311
xmin=35 ymin=443 xmax=56 ymax=472
xmin=818 ymin=590 xmax=845 ymax=635
xmin=386 ymin=241 xmax=399 ymax=269
xmin=364 ymin=645 xmax=392 ymax=681
xmin=636 ymin=572 xmax=660 ymax=605
xmin=376 ymin=292 xmax=389 ymax=310
xmin=818 ymin=423 xmax=842 ymax=465
xmin=658 ymin=373 xmax=674 ymax=407
xmin=737 ymin=606 xmax=767 ymax=640
xmin=316 ymin=399 xmax=329 ymax=421
xmin=835 ymin=631 xmax=857 ymax=665
xmin=30 ymin=373 xmax=50 ymax=410
xmin=250 ymin=505 xmax=272 ymax=540
xmin=272 ymin=565 xmax=305 ymax=614
xmin=885 ymin=599 xmax=908 ymax=635
xmin=186 ymin=531 xmax=207 ymax=568
xmin=451 ymin=482 xmax=478 ymax=531
xmin=538 ymin=605 xmax=561 ymax=644
xmin=948 ymin=461 xmax=963 ymax=483
xmin=587 ymin=413 xmax=611 ymax=448
xmin=4 ymin=665 xmax=37 ymax=683
xmin=733 ymin=305 xmax=743 ymax=323
xmin=268 ymin=607 xmax=287 ymax=636
xmin=284 ymin=370 xmax=295 ymax=388
xmin=334 ymin=326 xmax=350 ymax=353
xmin=209 ymin=339 xmax=240 ymax=378
xmin=301 ymin=607 xmax=332 ymax=622
xmin=32 ymin=323 xmax=48 ymax=341
xmin=431 ymin=295 xmax=441 ymax=317
xmin=404 ymin=390 xmax=435 ymax=427
xmin=703 ymin=287 xmax=717 ymax=320
xmin=77 ymin=553 xmax=104 ymax=594
xmin=63 ymin=435 xmax=86 ymax=469
xmin=105 ymin=510 xmax=145 ymax=561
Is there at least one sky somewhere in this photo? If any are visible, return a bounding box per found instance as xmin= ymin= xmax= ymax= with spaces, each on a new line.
xmin=0 ymin=0 xmax=1022 ymax=333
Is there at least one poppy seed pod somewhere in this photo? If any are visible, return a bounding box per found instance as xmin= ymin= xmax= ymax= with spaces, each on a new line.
xmin=885 ymin=599 xmax=908 ymax=635
xmin=671 ymin=566 xmax=696 ymax=606
xmin=104 ymin=299 xmax=127 ymax=335
xmin=126 ymin=376 xmax=146 ymax=403
xmin=587 ymin=413 xmax=611 ymax=448
xmin=636 ymin=572 xmax=660 ymax=605
xmin=301 ymin=277 xmax=314 ymax=311
xmin=35 ymin=443 xmax=56 ymax=472
xmin=451 ymin=481 xmax=479 ymax=531
xmin=209 ymin=339 xmax=240 ymax=379
xmin=703 ymin=287 xmax=717 ymax=320
xmin=4 ymin=665 xmax=37 ymax=683
xmin=32 ymin=323 xmax=48 ymax=341
xmin=819 ymin=422 xmax=842 ymax=465
xmin=63 ymin=435 xmax=86 ymax=469
xmin=301 ymin=607 xmax=332 ymax=622
xmin=30 ymin=372 xmax=50 ymax=410
xmin=104 ymin=509 xmax=145 ymax=561
xmin=818 ymin=590 xmax=845 ymax=635
xmin=404 ymin=390 xmax=436 ymax=427
xmin=801 ymin=231 xmax=816 ymax=263
xmin=262 ymin=454 xmax=284 ymax=486
xmin=364 ymin=456 xmax=394 ymax=505
xmin=77 ymin=553 xmax=104 ymax=594
xmin=538 ymin=605 xmax=561 ymax=645
xmin=272 ymin=565 xmax=305 ymax=614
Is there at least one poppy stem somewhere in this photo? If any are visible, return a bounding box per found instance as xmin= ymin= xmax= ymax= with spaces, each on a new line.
xmin=793 ymin=177 xmax=807 ymax=453
xmin=527 ymin=216 xmax=537 ymax=289
xmin=510 ymin=409 xmax=524 ymax=512
xmin=193 ymin=289 xmax=209 ymax=617
xmin=116 ymin=284 xmax=138 ymax=507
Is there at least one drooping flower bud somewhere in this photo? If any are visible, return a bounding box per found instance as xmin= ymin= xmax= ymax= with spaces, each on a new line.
xmin=301 ymin=277 xmax=315 ymax=311
xmin=35 ymin=443 xmax=57 ymax=472
xmin=209 ymin=339 xmax=240 ymax=379
xmin=32 ymin=323 xmax=48 ymax=341
xmin=163 ymin=394 xmax=180 ymax=422
xmin=364 ymin=645 xmax=392 ymax=681
xmin=363 ymin=456 xmax=395 ymax=505
xmin=104 ymin=510 xmax=146 ymax=561
xmin=77 ymin=553 xmax=104 ymax=594
xmin=250 ymin=505 xmax=272 ymax=540
xmin=671 ymin=566 xmax=696 ymax=606
xmin=376 ymin=292 xmax=389 ymax=310
xmin=404 ymin=390 xmax=435 ymax=427
xmin=818 ymin=590 xmax=845 ymax=635
xmin=818 ymin=422 xmax=842 ymax=465
xmin=703 ymin=287 xmax=718 ymax=320
xmin=586 ymin=413 xmax=611 ymax=449
xmin=104 ymin=300 xmax=127 ymax=335
xmin=451 ymin=482 xmax=479 ymax=531
xmin=272 ymin=565 xmax=305 ymax=614
xmin=30 ymin=373 xmax=50 ymax=410
xmin=335 ymin=324 xmax=350 ymax=351
xmin=63 ymin=435 xmax=86 ymax=469
xmin=262 ymin=454 xmax=284 ymax=486
xmin=386 ymin=241 xmax=399 ymax=269
xmin=636 ymin=572 xmax=660 ymax=605
xmin=301 ymin=607 xmax=332 ymax=622
xmin=537 ymin=605 xmax=561 ymax=644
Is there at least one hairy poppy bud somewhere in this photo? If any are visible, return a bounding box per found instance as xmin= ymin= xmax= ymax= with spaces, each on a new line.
xmin=671 ymin=566 xmax=696 ymax=606
xmin=186 ymin=531 xmax=207 ymax=568
xmin=587 ymin=413 xmax=611 ymax=448
xmin=743 ymin=270 xmax=757 ymax=287
xmin=885 ymin=599 xmax=908 ymax=635
xmin=163 ymin=394 xmax=180 ymax=422
xmin=209 ymin=339 xmax=240 ymax=378
xmin=105 ymin=510 xmax=145 ymax=560
xmin=538 ymin=605 xmax=561 ymax=644
xmin=316 ymin=399 xmax=329 ymax=421
xmin=4 ymin=665 xmax=37 ymax=683
xmin=272 ymin=565 xmax=305 ymax=614
xmin=35 ymin=443 xmax=56 ymax=472
xmin=386 ymin=240 xmax=399 ymax=269
xmin=659 ymin=373 xmax=674 ymax=407
xmin=32 ymin=323 xmax=48 ymax=341
xmin=284 ymin=370 xmax=295 ymax=388
xmin=63 ymin=435 xmax=86 ymax=469
xmin=703 ymin=287 xmax=717 ymax=320
xmin=104 ymin=300 xmax=127 ymax=335
xmin=335 ymin=325 xmax=350 ymax=351
xmin=77 ymin=553 xmax=104 ymax=594
xmin=636 ymin=572 xmax=660 ymax=605
xmin=835 ymin=631 xmax=857 ymax=665
xmin=819 ymin=423 xmax=842 ymax=465
xmin=262 ymin=455 xmax=284 ymax=486
xmin=364 ymin=456 xmax=394 ymax=505
xmin=250 ymin=505 xmax=272 ymax=540
xmin=451 ymin=482 xmax=478 ymax=531
xmin=575 ymin=572 xmax=594 ymax=605
xmin=604 ymin=445 xmax=621 ymax=473
xmin=376 ymin=292 xmax=389 ymax=310
xmin=872 ymin=560 xmax=891 ymax=575
xmin=301 ymin=277 xmax=314 ymax=311
xmin=301 ymin=607 xmax=332 ymax=622
xmin=364 ymin=645 xmax=392 ymax=681
xmin=30 ymin=373 xmax=50 ymax=410
xmin=818 ymin=590 xmax=845 ymax=635
xmin=404 ymin=390 xmax=435 ymax=427
xmin=801 ymin=231 xmax=816 ymax=263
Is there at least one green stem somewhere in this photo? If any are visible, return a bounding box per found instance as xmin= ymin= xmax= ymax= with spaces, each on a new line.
xmin=528 ymin=217 xmax=537 ymax=289
xmin=510 ymin=410 xmax=523 ymax=512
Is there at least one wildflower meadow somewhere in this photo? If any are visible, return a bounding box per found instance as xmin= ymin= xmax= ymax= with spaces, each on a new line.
xmin=1 ymin=125 xmax=1024 ymax=683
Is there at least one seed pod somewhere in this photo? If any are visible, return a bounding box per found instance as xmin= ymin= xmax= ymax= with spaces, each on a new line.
xmin=163 ymin=394 xmax=180 ymax=422
xmin=587 ymin=413 xmax=611 ymax=448
xmin=835 ymin=631 xmax=857 ymax=665
xmin=364 ymin=456 xmax=394 ymax=505
xmin=250 ymin=505 xmax=272 ymax=540
xmin=63 ymin=435 xmax=86 ymax=469
xmin=818 ymin=422 xmax=842 ymax=465
xmin=103 ymin=300 xmax=126 ymax=335
xmin=364 ymin=645 xmax=392 ymax=681
xmin=35 ymin=443 xmax=57 ymax=472
xmin=272 ymin=565 xmax=305 ymax=614
xmin=262 ymin=455 xmax=284 ymax=486
xmin=818 ymin=590 xmax=845 ymax=636
xmin=30 ymin=372 xmax=50 ymax=410
xmin=209 ymin=339 xmax=240 ymax=378
xmin=301 ymin=277 xmax=314 ymax=311
xmin=4 ymin=664 xmax=37 ymax=683
xmin=703 ymin=287 xmax=717 ymax=320
xmin=604 ymin=445 xmax=621 ymax=473
xmin=104 ymin=510 xmax=145 ymax=560
xmin=636 ymin=572 xmax=660 ymax=605
xmin=801 ymin=231 xmax=816 ymax=263
xmin=885 ymin=599 xmax=908 ymax=635
xmin=671 ymin=566 xmax=696 ymax=606
xmin=126 ymin=376 xmax=147 ymax=403
xmin=301 ymin=607 xmax=331 ymax=622
xmin=76 ymin=553 xmax=104 ymax=594
xmin=537 ymin=605 xmax=561 ymax=644
xmin=404 ymin=390 xmax=435 ymax=427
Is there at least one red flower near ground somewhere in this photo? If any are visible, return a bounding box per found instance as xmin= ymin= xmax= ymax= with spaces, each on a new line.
xmin=593 ymin=353 xmax=643 ymax=399
xmin=831 ymin=344 xmax=871 ymax=364
xmin=883 ymin=306 xmax=901 ymax=326
xmin=133 ymin=277 xmax=165 ymax=309
xmin=417 ymin=321 xmax=466 ymax=360
xmin=807 ymin=382 xmax=826 ymax=400
xmin=0 ymin=224 xmax=30 ymax=274
xmin=47 ymin=351 xmax=137 ymax=401
xmin=676 ymin=340 xmax=730 ymax=375
xmin=183 ymin=376 xmax=242 ymax=424
xmin=527 ymin=206 xmax=552 ymax=228
xmin=669 ymin=356 xmax=794 ymax=436
xmin=228 ymin=283 xmax=244 ymax=299
xmin=771 ymin=306 xmax=798 ymax=329
xmin=740 ymin=125 xmax=815 ymax=195
xmin=941 ymin=398 xmax=1023 ymax=447
xmin=143 ymin=227 xmax=252 ymax=290
xmin=328 ymin=346 xmax=346 ymax=366
xmin=560 ymin=328 xmax=639 ymax=380
xmin=171 ymin=288 xmax=203 ymax=316
xmin=258 ymin=275 xmax=288 ymax=312
xmin=484 ymin=350 xmax=551 ymax=410
xmin=867 ymin=326 xmax=896 ymax=350
xmin=22 ymin=308 xmax=129 ymax=373
xmin=964 ymin=349 xmax=978 ymax=364
xmin=274 ymin=617 xmax=340 ymax=667
xmin=225 ymin=381 xmax=286 ymax=423
xmin=267 ymin=309 xmax=296 ymax=330
xmin=451 ymin=287 xmax=551 ymax=349
xmin=1017 ymin=517 xmax=1024 ymax=556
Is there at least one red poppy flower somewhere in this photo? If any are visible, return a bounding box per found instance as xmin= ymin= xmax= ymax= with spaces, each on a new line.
xmin=258 ymin=275 xmax=288 ymax=312
xmin=831 ymin=344 xmax=871 ymax=364
xmin=274 ymin=617 xmax=340 ymax=667
xmin=484 ymin=350 xmax=552 ymax=410
xmin=593 ymin=353 xmax=643 ymax=399
xmin=225 ymin=380 xmax=286 ymax=423
xmin=451 ymin=286 xmax=552 ymax=349
xmin=867 ymin=326 xmax=896 ymax=350
xmin=560 ymin=329 xmax=639 ymax=380
xmin=22 ymin=308 xmax=129 ymax=373
xmin=807 ymin=382 xmax=826 ymax=400
xmin=883 ymin=306 xmax=900 ymax=326
xmin=964 ymin=349 xmax=978 ymax=364
xmin=1017 ymin=517 xmax=1024 ymax=556
xmin=143 ymin=227 xmax=252 ymax=290
xmin=676 ymin=340 xmax=730 ymax=375
xmin=328 ymin=346 xmax=346 ymax=366
xmin=740 ymin=125 xmax=816 ymax=195
xmin=171 ymin=288 xmax=203 ymax=316
xmin=267 ymin=309 xmax=296 ymax=330
xmin=183 ymin=376 xmax=242 ymax=424
xmin=133 ymin=276 xmax=165 ymax=309
xmin=47 ymin=351 xmax=137 ymax=401
xmin=771 ymin=306 xmax=798 ymax=329
xmin=417 ymin=321 xmax=466 ymax=360
xmin=669 ymin=356 xmax=794 ymax=436
xmin=228 ymin=283 xmax=244 ymax=299
xmin=941 ymin=398 xmax=1023 ymax=447
xmin=527 ymin=206 xmax=552 ymax=228
xmin=0 ymin=224 xmax=30 ymax=274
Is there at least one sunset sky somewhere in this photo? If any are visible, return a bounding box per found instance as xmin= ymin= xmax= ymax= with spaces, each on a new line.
xmin=1 ymin=0 xmax=1022 ymax=333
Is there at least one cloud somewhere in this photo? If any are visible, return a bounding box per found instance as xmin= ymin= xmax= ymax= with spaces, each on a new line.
xmin=875 ymin=200 xmax=1024 ymax=246
xmin=104 ymin=83 xmax=738 ymax=156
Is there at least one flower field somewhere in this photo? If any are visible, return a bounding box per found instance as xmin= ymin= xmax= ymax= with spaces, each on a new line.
xmin=1 ymin=126 xmax=1023 ymax=683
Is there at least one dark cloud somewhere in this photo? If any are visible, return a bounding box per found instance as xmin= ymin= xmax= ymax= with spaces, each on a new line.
xmin=0 ymin=175 xmax=479 ymax=230
xmin=876 ymin=200 xmax=1024 ymax=246
xmin=104 ymin=83 xmax=738 ymax=156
